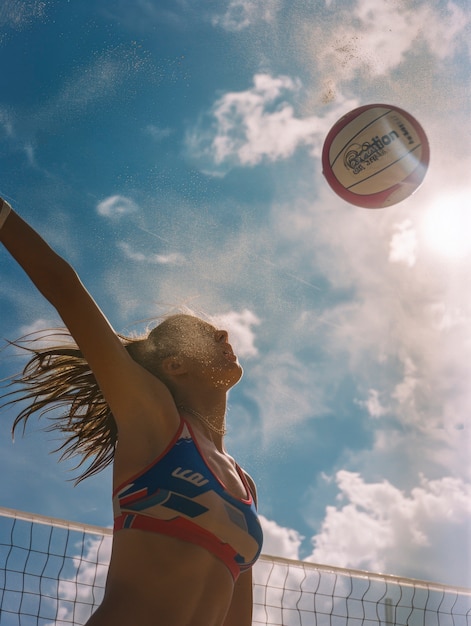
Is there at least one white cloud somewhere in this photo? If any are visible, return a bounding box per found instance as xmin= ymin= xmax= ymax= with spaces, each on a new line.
xmin=46 ymin=535 xmax=111 ymax=626
xmin=117 ymin=241 xmax=185 ymax=265
xmin=210 ymin=309 xmax=261 ymax=358
xmin=389 ymin=220 xmax=417 ymax=267
xmin=211 ymin=0 xmax=280 ymax=32
xmin=187 ymin=73 xmax=356 ymax=173
xmin=428 ymin=302 xmax=468 ymax=333
xmin=356 ymin=389 xmax=389 ymax=418
xmin=8 ymin=320 xmax=72 ymax=354
xmin=18 ymin=318 xmax=57 ymax=338
xmin=23 ymin=142 xmax=37 ymax=167
xmin=391 ymin=355 xmax=418 ymax=408
xmin=246 ymin=351 xmax=330 ymax=444
xmin=259 ymin=515 xmax=303 ymax=559
xmin=145 ymin=124 xmax=173 ymax=142
xmin=299 ymin=0 xmax=469 ymax=94
xmin=97 ymin=195 xmax=138 ymax=218
xmin=0 ymin=108 xmax=15 ymax=138
xmin=414 ymin=1 xmax=468 ymax=60
xmin=308 ymin=471 xmax=471 ymax=586
xmin=239 ymin=156 xmax=471 ymax=586
xmin=268 ymin=154 xmax=471 ymax=430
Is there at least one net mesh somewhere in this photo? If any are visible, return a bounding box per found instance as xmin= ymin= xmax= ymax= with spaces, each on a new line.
xmin=1 ymin=507 xmax=470 ymax=625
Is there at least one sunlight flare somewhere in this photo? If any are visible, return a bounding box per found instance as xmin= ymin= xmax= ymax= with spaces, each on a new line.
xmin=421 ymin=190 xmax=471 ymax=259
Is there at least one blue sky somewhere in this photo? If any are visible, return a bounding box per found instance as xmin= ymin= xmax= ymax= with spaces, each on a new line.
xmin=0 ymin=0 xmax=470 ymax=590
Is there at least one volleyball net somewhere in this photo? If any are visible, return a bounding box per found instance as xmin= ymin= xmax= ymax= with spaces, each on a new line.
xmin=0 ymin=507 xmax=470 ymax=626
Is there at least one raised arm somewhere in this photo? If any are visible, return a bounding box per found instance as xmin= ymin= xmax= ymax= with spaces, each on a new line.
xmin=0 ymin=199 xmax=175 ymax=426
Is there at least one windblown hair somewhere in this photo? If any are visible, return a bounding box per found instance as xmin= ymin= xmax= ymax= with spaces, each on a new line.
xmin=1 ymin=315 xmax=195 ymax=484
xmin=1 ymin=330 xmax=136 ymax=484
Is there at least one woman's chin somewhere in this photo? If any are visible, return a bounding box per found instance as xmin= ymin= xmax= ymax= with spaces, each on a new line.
xmin=209 ymin=363 xmax=243 ymax=389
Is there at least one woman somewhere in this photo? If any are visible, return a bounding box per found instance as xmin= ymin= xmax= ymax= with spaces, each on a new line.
xmin=0 ymin=197 xmax=263 ymax=626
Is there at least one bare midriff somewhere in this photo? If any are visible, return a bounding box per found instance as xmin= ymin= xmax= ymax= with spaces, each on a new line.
xmin=85 ymin=530 xmax=235 ymax=626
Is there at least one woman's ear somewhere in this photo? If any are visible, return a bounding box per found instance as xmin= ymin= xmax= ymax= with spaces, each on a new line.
xmin=161 ymin=356 xmax=187 ymax=377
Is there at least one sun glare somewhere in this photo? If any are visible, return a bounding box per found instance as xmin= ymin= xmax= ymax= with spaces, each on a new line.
xmin=421 ymin=191 xmax=471 ymax=260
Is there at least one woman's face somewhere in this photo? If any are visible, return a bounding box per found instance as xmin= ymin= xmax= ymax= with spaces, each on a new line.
xmin=156 ymin=315 xmax=243 ymax=389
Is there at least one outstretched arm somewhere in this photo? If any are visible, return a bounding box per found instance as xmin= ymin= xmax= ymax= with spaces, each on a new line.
xmin=0 ymin=200 xmax=109 ymax=323
xmin=0 ymin=199 xmax=176 ymax=426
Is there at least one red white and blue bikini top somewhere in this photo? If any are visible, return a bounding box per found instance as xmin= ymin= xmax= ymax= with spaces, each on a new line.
xmin=113 ymin=418 xmax=263 ymax=580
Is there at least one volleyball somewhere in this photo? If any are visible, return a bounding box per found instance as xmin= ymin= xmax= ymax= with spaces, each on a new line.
xmin=322 ymin=104 xmax=430 ymax=209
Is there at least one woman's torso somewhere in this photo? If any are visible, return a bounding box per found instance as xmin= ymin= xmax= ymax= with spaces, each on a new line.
xmin=86 ymin=416 xmax=262 ymax=626
xmin=87 ymin=532 xmax=235 ymax=626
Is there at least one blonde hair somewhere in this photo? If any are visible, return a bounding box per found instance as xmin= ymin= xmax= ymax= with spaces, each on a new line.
xmin=1 ymin=314 xmax=201 ymax=483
